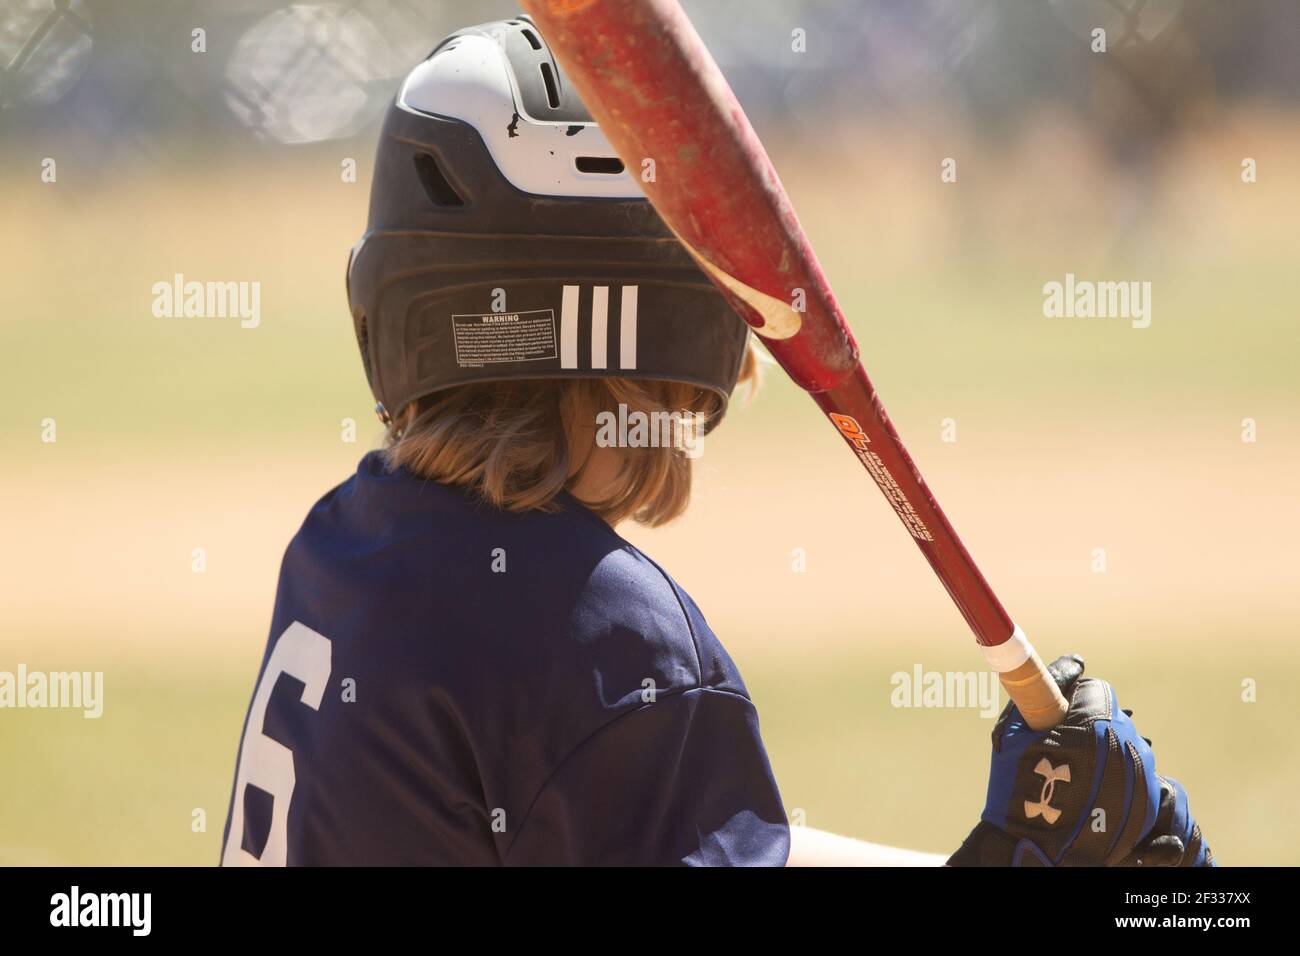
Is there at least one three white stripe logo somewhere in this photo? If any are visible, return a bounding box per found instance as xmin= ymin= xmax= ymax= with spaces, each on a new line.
xmin=560 ymin=284 xmax=637 ymax=371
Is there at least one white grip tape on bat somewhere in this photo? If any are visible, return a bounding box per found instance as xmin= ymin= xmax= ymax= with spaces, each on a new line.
xmin=980 ymin=624 xmax=1032 ymax=673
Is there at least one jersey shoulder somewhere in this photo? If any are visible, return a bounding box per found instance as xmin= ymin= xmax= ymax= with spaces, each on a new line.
xmin=566 ymin=533 xmax=749 ymax=700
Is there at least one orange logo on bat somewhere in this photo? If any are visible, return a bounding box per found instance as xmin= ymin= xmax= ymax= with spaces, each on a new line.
xmin=829 ymin=412 xmax=870 ymax=450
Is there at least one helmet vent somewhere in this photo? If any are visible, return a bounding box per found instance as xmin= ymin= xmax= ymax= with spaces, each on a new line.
xmin=575 ymin=156 xmax=625 ymax=175
xmin=413 ymin=151 xmax=464 ymax=207
xmin=539 ymin=61 xmax=560 ymax=109
xmin=520 ymin=28 xmax=542 ymax=50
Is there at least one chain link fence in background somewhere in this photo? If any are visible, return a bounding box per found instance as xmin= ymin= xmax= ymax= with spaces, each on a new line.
xmin=2 ymin=0 xmax=1298 ymax=154
xmin=0 ymin=0 xmax=94 ymax=109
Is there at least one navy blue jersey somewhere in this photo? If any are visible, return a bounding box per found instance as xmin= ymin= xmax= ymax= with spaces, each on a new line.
xmin=221 ymin=451 xmax=788 ymax=866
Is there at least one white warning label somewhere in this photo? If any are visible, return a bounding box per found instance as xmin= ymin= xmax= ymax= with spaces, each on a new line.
xmin=452 ymin=309 xmax=557 ymax=368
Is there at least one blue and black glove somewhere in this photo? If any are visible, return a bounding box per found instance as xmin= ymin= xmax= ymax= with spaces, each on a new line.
xmin=1120 ymin=776 xmax=1214 ymax=867
xmin=949 ymin=655 xmax=1214 ymax=867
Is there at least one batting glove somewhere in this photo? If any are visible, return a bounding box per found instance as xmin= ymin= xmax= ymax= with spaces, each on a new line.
xmin=948 ymin=655 xmax=1210 ymax=866
xmin=1116 ymin=776 xmax=1215 ymax=867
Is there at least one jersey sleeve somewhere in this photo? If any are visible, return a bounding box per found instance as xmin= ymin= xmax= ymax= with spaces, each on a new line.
xmin=502 ymin=686 xmax=790 ymax=866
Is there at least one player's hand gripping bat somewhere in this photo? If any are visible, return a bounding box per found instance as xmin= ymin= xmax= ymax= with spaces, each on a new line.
xmin=520 ymin=0 xmax=1070 ymax=730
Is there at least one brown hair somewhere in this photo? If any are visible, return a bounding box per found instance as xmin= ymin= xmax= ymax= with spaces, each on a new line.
xmin=384 ymin=344 xmax=759 ymax=527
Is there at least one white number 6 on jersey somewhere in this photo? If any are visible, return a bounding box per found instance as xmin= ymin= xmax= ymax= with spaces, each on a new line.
xmin=222 ymin=621 xmax=332 ymax=867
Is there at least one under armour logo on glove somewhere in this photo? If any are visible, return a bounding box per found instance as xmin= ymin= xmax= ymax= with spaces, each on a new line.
xmin=1024 ymin=758 xmax=1071 ymax=824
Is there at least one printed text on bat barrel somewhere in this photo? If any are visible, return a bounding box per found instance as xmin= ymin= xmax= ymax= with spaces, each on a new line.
xmin=828 ymin=412 xmax=934 ymax=542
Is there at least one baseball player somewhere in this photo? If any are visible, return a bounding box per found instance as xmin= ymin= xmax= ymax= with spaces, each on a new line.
xmin=221 ymin=17 xmax=1211 ymax=867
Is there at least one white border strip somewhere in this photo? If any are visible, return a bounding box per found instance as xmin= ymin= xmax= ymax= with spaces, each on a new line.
xmin=619 ymin=286 xmax=638 ymax=370
xmin=560 ymin=284 xmax=579 ymax=369
xmin=590 ymin=286 xmax=608 ymax=369
xmin=981 ymin=624 xmax=1032 ymax=673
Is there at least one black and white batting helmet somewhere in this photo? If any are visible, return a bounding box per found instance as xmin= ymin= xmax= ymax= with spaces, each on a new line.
xmin=346 ymin=15 xmax=751 ymax=425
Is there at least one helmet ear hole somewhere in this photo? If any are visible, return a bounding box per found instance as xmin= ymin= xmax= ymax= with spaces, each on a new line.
xmin=413 ymin=152 xmax=465 ymax=207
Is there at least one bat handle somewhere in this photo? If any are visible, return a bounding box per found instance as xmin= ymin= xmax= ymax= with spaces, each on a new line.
xmin=985 ymin=627 xmax=1070 ymax=731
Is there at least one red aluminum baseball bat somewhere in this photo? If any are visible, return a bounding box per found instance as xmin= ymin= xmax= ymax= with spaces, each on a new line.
xmin=521 ymin=0 xmax=1068 ymax=729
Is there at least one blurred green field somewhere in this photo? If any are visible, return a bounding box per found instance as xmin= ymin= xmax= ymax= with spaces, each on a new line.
xmin=2 ymin=114 xmax=1298 ymax=864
